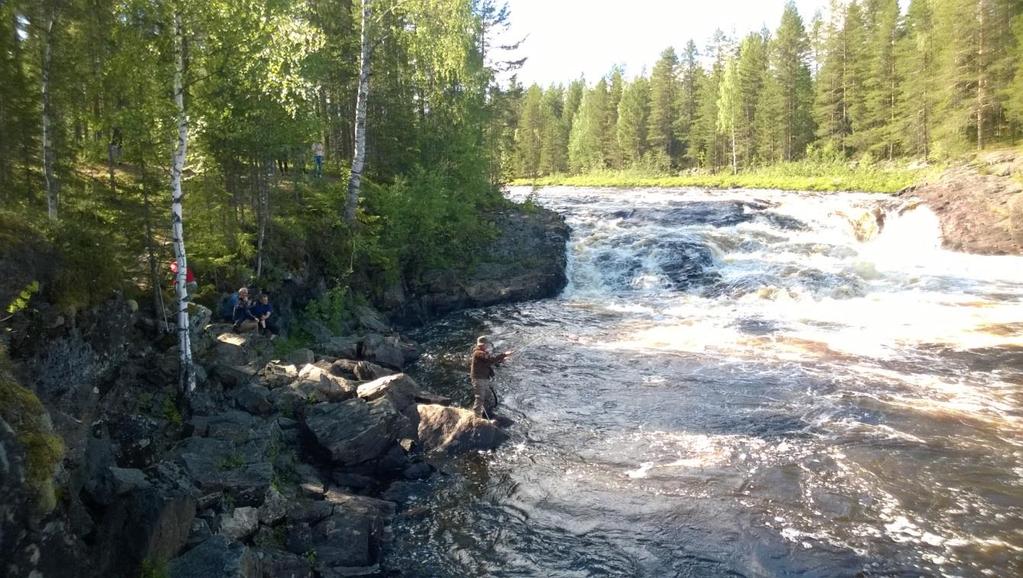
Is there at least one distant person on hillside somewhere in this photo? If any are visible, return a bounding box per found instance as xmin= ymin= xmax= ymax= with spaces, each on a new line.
xmin=249 ymin=293 xmax=277 ymax=339
xmin=169 ymin=259 xmax=198 ymax=298
xmin=469 ymin=336 xmax=511 ymax=419
xmin=311 ymin=142 xmax=325 ymax=177
xmin=231 ymin=288 xmax=256 ymax=332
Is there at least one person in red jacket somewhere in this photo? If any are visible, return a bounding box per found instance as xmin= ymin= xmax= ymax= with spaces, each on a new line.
xmin=468 ymin=336 xmax=511 ymax=419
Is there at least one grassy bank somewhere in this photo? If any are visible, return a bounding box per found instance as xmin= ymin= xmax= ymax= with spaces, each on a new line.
xmin=509 ymin=160 xmax=936 ymax=193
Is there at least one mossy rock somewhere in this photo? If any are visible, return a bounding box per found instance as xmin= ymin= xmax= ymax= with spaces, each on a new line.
xmin=0 ymin=346 xmax=64 ymax=513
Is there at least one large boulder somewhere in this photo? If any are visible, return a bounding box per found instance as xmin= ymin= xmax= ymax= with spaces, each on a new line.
xmin=415 ymin=404 xmax=509 ymax=454
xmin=93 ymin=484 xmax=197 ymax=577
xmin=168 ymin=535 xmax=258 ymax=578
xmin=284 ymin=491 xmax=395 ymax=576
xmin=400 ymin=205 xmax=570 ymax=320
xmin=287 ymin=363 xmax=357 ymax=403
xmin=174 ymin=436 xmax=273 ymax=507
xmin=360 ymin=334 xmax=406 ymax=370
xmin=302 ymin=398 xmax=402 ymax=467
xmin=899 ymin=154 xmax=1023 ymax=255
xmin=357 ymin=373 xmax=450 ymax=415
xmin=329 ymin=358 xmax=394 ymax=382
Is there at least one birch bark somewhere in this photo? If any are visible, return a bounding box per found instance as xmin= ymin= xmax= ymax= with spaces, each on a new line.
xmin=344 ymin=0 xmax=372 ymax=226
xmin=170 ymin=10 xmax=196 ymax=394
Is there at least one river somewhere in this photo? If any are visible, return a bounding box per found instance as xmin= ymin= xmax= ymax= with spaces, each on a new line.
xmin=384 ymin=186 xmax=1023 ymax=577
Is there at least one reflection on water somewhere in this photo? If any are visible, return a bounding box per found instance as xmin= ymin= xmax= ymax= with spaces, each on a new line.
xmin=385 ymin=187 xmax=1023 ymax=577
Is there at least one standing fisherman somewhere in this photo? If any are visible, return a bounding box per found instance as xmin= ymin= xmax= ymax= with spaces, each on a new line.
xmin=469 ymin=336 xmax=511 ymax=419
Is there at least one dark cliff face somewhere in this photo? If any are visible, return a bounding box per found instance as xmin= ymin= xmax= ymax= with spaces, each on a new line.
xmin=397 ymin=204 xmax=570 ymax=322
xmin=900 ymin=152 xmax=1023 ymax=256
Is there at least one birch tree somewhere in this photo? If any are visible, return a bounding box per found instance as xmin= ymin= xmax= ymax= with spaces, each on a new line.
xmin=344 ymin=0 xmax=372 ymax=226
xmin=41 ymin=3 xmax=59 ymax=220
xmin=170 ymin=8 xmax=195 ymax=394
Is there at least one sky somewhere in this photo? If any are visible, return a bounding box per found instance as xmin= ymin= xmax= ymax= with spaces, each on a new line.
xmin=496 ymin=0 xmax=836 ymax=86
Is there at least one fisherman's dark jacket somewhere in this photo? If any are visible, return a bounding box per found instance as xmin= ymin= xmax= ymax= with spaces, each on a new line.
xmin=469 ymin=346 xmax=506 ymax=379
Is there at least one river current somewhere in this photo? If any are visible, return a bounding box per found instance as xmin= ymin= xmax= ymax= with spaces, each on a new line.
xmin=384 ymin=187 xmax=1023 ymax=577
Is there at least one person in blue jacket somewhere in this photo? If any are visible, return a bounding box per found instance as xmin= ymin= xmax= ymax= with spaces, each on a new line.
xmin=249 ymin=293 xmax=277 ymax=339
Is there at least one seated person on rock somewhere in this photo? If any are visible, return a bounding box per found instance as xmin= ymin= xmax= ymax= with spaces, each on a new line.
xmin=231 ymin=288 xmax=257 ymax=332
xmin=249 ymin=293 xmax=277 ymax=339
xmin=223 ymin=286 xmax=249 ymax=322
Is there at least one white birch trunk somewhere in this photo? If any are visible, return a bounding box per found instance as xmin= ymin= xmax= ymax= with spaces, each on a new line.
xmin=170 ymin=11 xmax=196 ymax=394
xmin=42 ymin=10 xmax=57 ymax=221
xmin=345 ymin=0 xmax=372 ymax=226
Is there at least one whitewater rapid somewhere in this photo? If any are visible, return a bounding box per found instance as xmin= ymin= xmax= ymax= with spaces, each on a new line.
xmin=385 ymin=186 xmax=1023 ymax=577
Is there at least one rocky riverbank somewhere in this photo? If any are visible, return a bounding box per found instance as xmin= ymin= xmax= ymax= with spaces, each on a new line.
xmin=899 ymin=150 xmax=1023 ymax=255
xmin=2 ymin=303 xmax=512 ymax=578
xmin=0 ymin=202 xmax=569 ymax=578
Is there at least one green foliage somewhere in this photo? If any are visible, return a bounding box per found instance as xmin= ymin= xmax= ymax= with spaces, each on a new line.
xmin=162 ymin=396 xmax=182 ymax=427
xmin=139 ymin=558 xmax=170 ymax=578
xmin=49 ymin=220 xmax=127 ymax=311
xmin=302 ymin=285 xmax=358 ymax=337
xmin=511 ymin=159 xmax=929 ymax=194
xmin=6 ymin=281 xmax=40 ymax=315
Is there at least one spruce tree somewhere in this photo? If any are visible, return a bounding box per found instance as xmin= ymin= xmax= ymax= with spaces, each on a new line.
xmin=896 ymin=0 xmax=937 ymax=158
xmin=676 ymin=39 xmax=703 ymax=166
xmin=514 ymin=84 xmax=544 ymax=177
xmin=605 ymin=67 xmax=625 ymax=169
xmin=568 ymin=80 xmax=608 ymax=172
xmin=647 ymin=47 xmax=680 ymax=167
xmin=617 ymin=76 xmax=650 ymax=168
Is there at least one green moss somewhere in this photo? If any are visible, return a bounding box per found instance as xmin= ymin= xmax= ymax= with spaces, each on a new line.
xmin=140 ymin=557 xmax=170 ymax=578
xmin=0 ymin=346 xmax=65 ymax=513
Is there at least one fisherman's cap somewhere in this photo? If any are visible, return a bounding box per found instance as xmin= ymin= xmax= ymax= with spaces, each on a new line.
xmin=476 ymin=336 xmax=489 ymax=345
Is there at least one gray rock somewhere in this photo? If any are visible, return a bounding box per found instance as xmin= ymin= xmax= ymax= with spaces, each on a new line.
xmin=254 ymin=549 xmax=314 ymax=578
xmin=330 ymin=358 xmax=394 ymax=381
xmin=415 ymin=404 xmax=509 ymax=454
xmin=356 ymin=373 xmax=420 ymax=413
xmin=302 ymin=398 xmax=400 ymax=467
xmin=287 ymin=348 xmax=316 ymax=366
xmin=290 ymin=364 xmax=356 ymax=403
xmin=402 ymin=462 xmax=433 ymax=480
xmin=259 ymin=361 xmax=299 ymax=389
xmin=186 ymin=518 xmax=213 ymax=549
xmin=234 ymin=384 xmax=272 ymax=416
xmin=259 ymin=488 xmax=289 ymax=526
xmin=303 ymin=491 xmax=396 ymax=574
xmin=174 ymin=437 xmax=273 ymax=507
xmin=287 ymin=500 xmax=334 ymax=524
xmin=93 ymin=485 xmax=197 ymax=577
xmin=168 ymin=535 xmax=258 ymax=578
xmin=354 ymin=304 xmax=390 ymax=333
xmin=316 ymin=336 xmax=360 ymax=359
xmin=361 ymin=334 xmax=405 ymax=370
xmin=220 ymin=507 xmax=260 ymax=541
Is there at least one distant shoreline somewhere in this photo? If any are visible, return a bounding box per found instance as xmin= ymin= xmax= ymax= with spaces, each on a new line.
xmin=508 ymin=160 xmax=932 ymax=194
